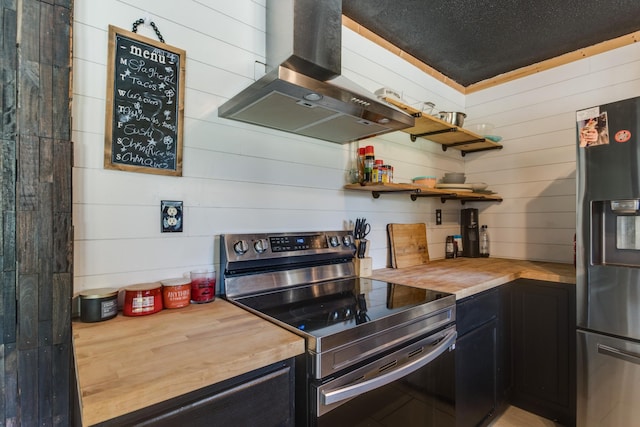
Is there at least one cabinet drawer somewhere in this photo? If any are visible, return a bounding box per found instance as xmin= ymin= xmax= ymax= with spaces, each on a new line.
xmin=93 ymin=360 xmax=295 ymax=427
xmin=457 ymin=287 xmax=500 ymax=337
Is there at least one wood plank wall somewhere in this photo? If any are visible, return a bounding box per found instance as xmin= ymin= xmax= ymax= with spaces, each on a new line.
xmin=1 ymin=0 xmax=73 ymax=425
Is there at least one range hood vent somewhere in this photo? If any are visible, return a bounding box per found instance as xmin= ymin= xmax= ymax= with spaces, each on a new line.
xmin=218 ymin=0 xmax=414 ymax=144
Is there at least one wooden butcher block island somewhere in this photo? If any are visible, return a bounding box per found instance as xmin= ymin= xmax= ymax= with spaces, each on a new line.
xmin=73 ymin=299 xmax=305 ymax=426
xmin=368 ymin=257 xmax=575 ymax=299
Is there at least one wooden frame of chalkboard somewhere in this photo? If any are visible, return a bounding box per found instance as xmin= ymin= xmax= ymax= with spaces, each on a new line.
xmin=104 ymin=25 xmax=185 ymax=176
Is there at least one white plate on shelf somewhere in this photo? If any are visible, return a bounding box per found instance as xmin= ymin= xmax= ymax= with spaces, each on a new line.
xmin=435 ymin=183 xmax=474 ymax=192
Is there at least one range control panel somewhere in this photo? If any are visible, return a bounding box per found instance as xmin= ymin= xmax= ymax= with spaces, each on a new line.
xmin=221 ymin=230 xmax=355 ymax=261
xmin=270 ymin=234 xmax=329 ymax=252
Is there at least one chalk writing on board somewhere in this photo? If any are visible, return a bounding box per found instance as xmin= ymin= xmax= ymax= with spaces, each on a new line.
xmin=105 ymin=26 xmax=185 ymax=176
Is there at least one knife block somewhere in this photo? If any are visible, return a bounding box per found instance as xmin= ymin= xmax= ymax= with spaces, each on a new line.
xmin=355 ymin=239 xmax=370 ymax=258
xmin=354 ymin=257 xmax=372 ymax=277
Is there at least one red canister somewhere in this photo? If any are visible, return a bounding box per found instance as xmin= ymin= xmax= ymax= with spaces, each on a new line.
xmin=161 ymin=278 xmax=191 ymax=309
xmin=123 ymin=282 xmax=163 ymax=316
xmin=190 ymin=270 xmax=216 ymax=303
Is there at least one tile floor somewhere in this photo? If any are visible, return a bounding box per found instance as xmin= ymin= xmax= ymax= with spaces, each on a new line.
xmin=489 ymin=406 xmax=563 ymax=427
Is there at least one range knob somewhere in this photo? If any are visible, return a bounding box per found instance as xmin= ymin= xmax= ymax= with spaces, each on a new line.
xmin=342 ymin=234 xmax=354 ymax=247
xmin=254 ymin=238 xmax=269 ymax=253
xmin=329 ymin=235 xmax=340 ymax=247
xmin=233 ymin=240 xmax=249 ymax=255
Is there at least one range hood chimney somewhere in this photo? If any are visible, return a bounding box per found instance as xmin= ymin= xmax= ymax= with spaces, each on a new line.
xmin=218 ymin=0 xmax=414 ymax=144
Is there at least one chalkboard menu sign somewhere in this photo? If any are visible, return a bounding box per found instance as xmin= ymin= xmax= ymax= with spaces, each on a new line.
xmin=104 ymin=25 xmax=185 ymax=176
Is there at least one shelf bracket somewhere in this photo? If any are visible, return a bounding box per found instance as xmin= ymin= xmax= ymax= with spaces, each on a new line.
xmin=460 ymin=145 xmax=504 ymax=157
xmin=410 ymin=191 xmax=503 ymax=204
xmin=457 ymin=197 xmax=503 ymax=204
xmin=410 ymin=127 xmax=459 ymax=142
xmin=373 ymin=188 xmax=421 ymax=200
xmin=410 ymin=192 xmax=457 ymax=202
xmin=441 ymin=138 xmax=487 ymax=155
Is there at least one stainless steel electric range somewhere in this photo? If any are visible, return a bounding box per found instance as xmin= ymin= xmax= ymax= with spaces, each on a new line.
xmin=221 ymin=230 xmax=457 ymax=427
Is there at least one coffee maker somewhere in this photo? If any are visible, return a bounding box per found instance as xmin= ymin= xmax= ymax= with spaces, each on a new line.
xmin=460 ymin=208 xmax=480 ymax=257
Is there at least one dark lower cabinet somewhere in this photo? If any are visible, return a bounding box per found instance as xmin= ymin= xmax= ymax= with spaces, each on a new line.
xmin=456 ymin=286 xmax=509 ymax=427
xmin=91 ymin=359 xmax=295 ymax=427
xmin=510 ymin=279 xmax=576 ymax=427
xmin=456 ymin=319 xmax=497 ymax=427
xmin=455 ymin=279 xmax=575 ymax=427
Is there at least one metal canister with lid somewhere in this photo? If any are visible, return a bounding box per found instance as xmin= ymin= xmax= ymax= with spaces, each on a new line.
xmin=79 ymin=287 xmax=119 ymax=322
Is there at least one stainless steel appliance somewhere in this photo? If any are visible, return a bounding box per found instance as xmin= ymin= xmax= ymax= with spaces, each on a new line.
xmin=217 ymin=0 xmax=415 ymax=144
xmin=221 ymin=230 xmax=457 ymax=427
xmin=576 ymin=96 xmax=640 ymax=427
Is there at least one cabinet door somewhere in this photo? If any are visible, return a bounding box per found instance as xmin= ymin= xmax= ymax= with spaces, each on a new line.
xmin=456 ymin=287 xmax=503 ymax=427
xmin=511 ymin=279 xmax=576 ymax=427
xmin=95 ymin=360 xmax=295 ymax=427
xmin=456 ymin=318 xmax=497 ymax=427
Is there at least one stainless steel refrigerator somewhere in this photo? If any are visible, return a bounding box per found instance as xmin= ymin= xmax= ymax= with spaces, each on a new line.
xmin=576 ymin=96 xmax=640 ymax=427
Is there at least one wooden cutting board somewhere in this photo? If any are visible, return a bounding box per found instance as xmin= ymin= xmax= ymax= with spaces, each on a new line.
xmin=388 ymin=223 xmax=430 ymax=268
xmin=387 ymin=224 xmax=396 ymax=268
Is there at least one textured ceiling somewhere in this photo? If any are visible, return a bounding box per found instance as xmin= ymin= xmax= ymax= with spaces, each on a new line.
xmin=342 ymin=0 xmax=640 ymax=87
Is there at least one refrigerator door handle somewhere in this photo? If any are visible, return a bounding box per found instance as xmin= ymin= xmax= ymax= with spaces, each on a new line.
xmin=598 ymin=343 xmax=640 ymax=365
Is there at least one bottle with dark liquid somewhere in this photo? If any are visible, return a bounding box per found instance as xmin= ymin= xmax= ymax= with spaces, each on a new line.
xmin=480 ymin=225 xmax=490 ymax=257
xmin=446 ymin=235 xmax=455 ymax=259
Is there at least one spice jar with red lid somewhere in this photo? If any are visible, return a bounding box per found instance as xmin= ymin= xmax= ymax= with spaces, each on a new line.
xmin=123 ymin=282 xmax=163 ymax=316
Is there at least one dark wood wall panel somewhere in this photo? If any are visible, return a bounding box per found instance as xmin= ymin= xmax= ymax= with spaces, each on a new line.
xmin=1 ymin=6 xmax=18 ymax=139
xmin=17 ymin=274 xmax=38 ymax=348
xmin=18 ymin=349 xmax=38 ymax=425
xmin=1 ymin=0 xmax=73 ymax=425
xmin=1 ymin=2 xmax=18 ymax=134
xmin=1 ymin=0 xmax=19 ymax=425
xmin=53 ymin=273 xmax=71 ymax=343
xmin=4 ymin=343 xmax=18 ymax=425
xmin=52 ymin=66 xmax=71 ymax=140
xmin=53 ymin=139 xmax=72 ymax=216
xmin=38 ymin=181 xmax=54 ymax=327
xmin=38 ymin=345 xmax=53 ymax=424
xmin=40 ymin=65 xmax=55 ymax=138
xmin=53 ymin=342 xmax=71 ymax=424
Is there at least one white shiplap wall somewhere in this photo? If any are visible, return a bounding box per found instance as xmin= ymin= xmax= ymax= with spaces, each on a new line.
xmin=72 ymin=0 xmax=465 ymax=292
xmin=72 ymin=0 xmax=640 ymax=293
xmin=464 ymin=43 xmax=640 ymax=262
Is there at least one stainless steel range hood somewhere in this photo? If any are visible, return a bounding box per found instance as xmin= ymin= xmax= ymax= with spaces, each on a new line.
xmin=217 ymin=0 xmax=414 ymax=144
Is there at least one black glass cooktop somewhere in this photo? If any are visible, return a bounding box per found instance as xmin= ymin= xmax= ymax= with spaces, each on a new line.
xmin=234 ymin=278 xmax=452 ymax=338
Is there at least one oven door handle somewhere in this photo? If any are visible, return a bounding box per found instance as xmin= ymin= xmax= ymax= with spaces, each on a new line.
xmin=321 ymin=329 xmax=457 ymax=406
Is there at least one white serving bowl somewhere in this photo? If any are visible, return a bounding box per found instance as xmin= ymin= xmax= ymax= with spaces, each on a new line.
xmin=442 ymin=172 xmax=466 ymax=184
xmin=471 ymin=182 xmax=488 ymax=191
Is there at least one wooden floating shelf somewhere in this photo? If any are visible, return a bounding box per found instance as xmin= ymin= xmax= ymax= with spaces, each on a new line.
xmin=383 ymin=97 xmax=503 ymax=156
xmin=344 ymin=183 xmax=503 ymax=204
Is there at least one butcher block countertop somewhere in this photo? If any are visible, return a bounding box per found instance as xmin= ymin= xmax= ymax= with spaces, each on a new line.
xmin=73 ymin=299 xmax=305 ymax=426
xmin=368 ymin=257 xmax=575 ymax=299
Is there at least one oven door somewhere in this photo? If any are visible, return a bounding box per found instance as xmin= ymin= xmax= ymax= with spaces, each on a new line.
xmin=312 ymin=325 xmax=456 ymax=427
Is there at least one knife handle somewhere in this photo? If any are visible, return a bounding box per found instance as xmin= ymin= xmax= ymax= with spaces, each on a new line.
xmin=357 ymin=239 xmax=368 ymax=258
